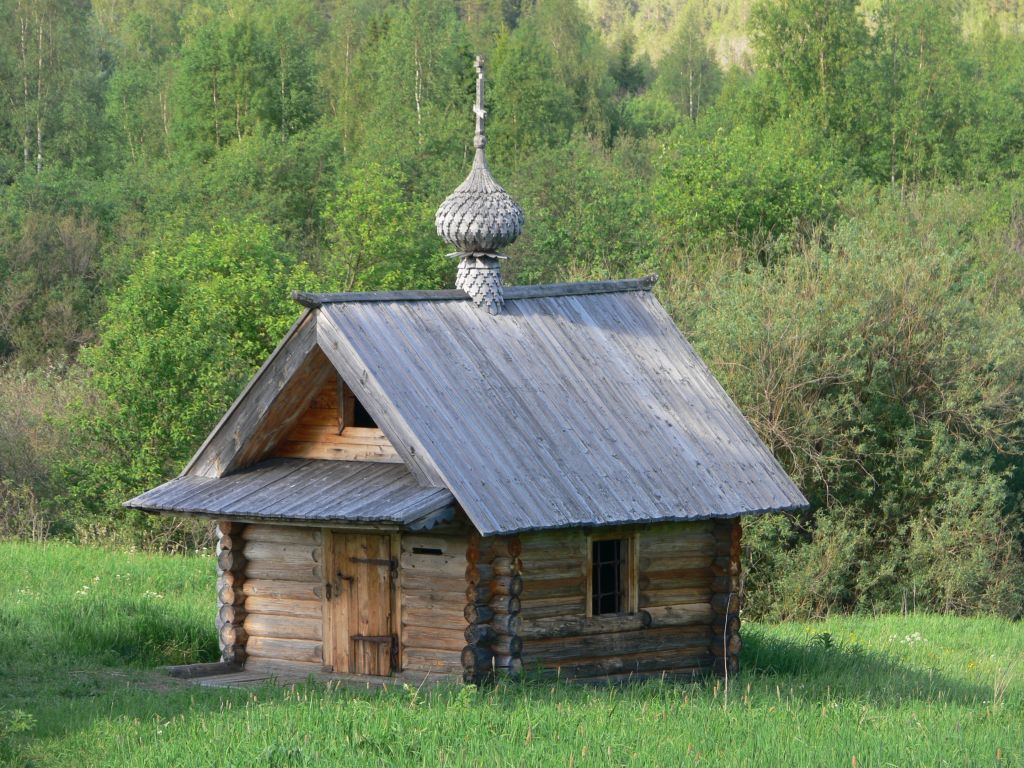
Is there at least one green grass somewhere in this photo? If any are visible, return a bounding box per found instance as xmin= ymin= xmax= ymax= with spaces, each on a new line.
xmin=1 ymin=541 xmax=1021 ymax=767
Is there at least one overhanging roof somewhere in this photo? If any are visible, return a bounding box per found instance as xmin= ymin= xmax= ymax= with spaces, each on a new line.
xmin=167 ymin=277 xmax=808 ymax=536
xmin=312 ymin=279 xmax=808 ymax=535
xmin=125 ymin=458 xmax=455 ymax=529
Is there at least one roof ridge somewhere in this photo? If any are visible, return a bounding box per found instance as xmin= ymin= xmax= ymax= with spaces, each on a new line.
xmin=292 ymin=274 xmax=657 ymax=308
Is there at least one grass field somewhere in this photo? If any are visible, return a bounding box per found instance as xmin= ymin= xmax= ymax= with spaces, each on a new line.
xmin=0 ymin=541 xmax=1021 ymax=767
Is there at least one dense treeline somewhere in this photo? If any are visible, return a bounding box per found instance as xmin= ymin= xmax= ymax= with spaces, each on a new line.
xmin=0 ymin=0 xmax=1022 ymax=619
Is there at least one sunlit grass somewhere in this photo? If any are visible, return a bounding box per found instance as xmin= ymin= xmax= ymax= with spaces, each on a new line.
xmin=1 ymin=541 xmax=1021 ymax=767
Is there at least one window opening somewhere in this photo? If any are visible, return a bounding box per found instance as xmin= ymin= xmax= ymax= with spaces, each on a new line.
xmin=411 ymin=547 xmax=444 ymax=556
xmin=352 ymin=397 xmax=377 ymax=429
xmin=591 ymin=538 xmax=625 ymax=615
xmin=340 ymin=379 xmax=378 ymax=430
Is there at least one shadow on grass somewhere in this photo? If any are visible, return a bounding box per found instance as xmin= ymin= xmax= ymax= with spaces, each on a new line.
xmin=740 ymin=627 xmax=988 ymax=705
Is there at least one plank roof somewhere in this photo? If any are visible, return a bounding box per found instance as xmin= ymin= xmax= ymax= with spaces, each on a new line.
xmin=307 ymin=278 xmax=807 ymax=535
xmin=125 ymin=458 xmax=455 ymax=529
xmin=138 ymin=277 xmax=807 ymax=535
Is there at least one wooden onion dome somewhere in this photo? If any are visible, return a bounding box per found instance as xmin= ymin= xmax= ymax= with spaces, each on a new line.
xmin=435 ymin=56 xmax=524 ymax=315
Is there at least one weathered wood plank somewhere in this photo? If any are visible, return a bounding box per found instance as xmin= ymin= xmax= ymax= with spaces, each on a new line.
xmin=244 ymin=595 xmax=322 ymax=618
xmin=244 ymin=615 xmax=323 ymax=642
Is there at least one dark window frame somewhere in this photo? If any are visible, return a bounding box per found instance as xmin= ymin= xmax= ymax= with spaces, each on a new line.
xmin=587 ymin=533 xmax=638 ymax=617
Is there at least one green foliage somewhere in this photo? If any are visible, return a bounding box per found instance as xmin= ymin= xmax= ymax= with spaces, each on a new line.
xmin=0 ymin=0 xmax=1022 ymax=617
xmin=653 ymin=115 xmax=842 ymax=250
xmin=63 ymin=220 xmax=316 ymax=546
xmin=665 ymin=187 xmax=1024 ymax=618
xmin=322 ymin=162 xmax=448 ymax=291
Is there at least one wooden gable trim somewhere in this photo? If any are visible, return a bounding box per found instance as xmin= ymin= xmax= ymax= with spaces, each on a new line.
xmin=184 ymin=310 xmax=321 ymax=478
xmin=316 ymin=309 xmax=447 ymax=489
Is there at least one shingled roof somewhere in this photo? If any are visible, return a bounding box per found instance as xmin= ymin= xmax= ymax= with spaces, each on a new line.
xmin=137 ymin=277 xmax=806 ymax=536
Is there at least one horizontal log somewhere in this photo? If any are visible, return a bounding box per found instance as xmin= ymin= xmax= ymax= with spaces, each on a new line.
xmin=242 ymin=541 xmax=320 ymax=564
xmin=490 ymin=635 xmax=523 ymax=657
xmin=519 ymin=561 xmax=586 ymax=579
xmin=216 ymin=534 xmax=241 ymax=553
xmin=639 ymin=587 xmax=713 ymax=607
xmin=570 ymin=667 xmax=708 ymax=685
xmin=243 ymin=525 xmax=321 ymax=545
xmin=645 ymin=604 xmax=714 ymax=627
xmin=493 ymin=656 xmax=524 ymax=676
xmin=220 ymin=645 xmax=246 ymax=664
xmin=219 ymin=624 xmax=248 ymax=647
xmin=245 ymin=562 xmax=322 ymax=582
xmin=464 ymin=603 xmax=494 ymax=624
xmin=461 ymin=645 xmax=493 ymax=673
xmin=524 ymin=626 xmax=709 ymax=663
xmin=244 ymin=614 xmax=322 ymax=642
xmin=403 ymin=648 xmax=464 ymax=672
xmin=219 ymin=604 xmax=246 ymax=625
xmin=538 ymin=652 xmax=713 ymax=679
xmin=516 ymin=545 xmax=586 ymax=563
xmin=466 ymin=536 xmax=522 ymax=562
xmin=520 ymin=606 xmax=585 ymax=622
xmin=639 ymin=567 xmax=713 ymax=590
xmin=219 ymin=585 xmax=245 ymax=606
xmin=401 ymin=573 xmax=467 ymax=594
xmin=520 ymin=612 xmax=651 ymax=641
xmin=276 ymin=440 xmax=401 ymax=462
xmin=639 ymin=554 xmax=715 ymax=572
xmin=489 ymin=596 xmax=521 ymax=615
xmin=218 ymin=521 xmax=244 ymax=536
xmin=242 ymin=579 xmax=321 ymax=600
xmin=710 ymin=634 xmax=741 ymax=657
xmin=246 ymin=636 xmax=323 ymax=665
xmin=401 ymin=553 xmax=466 ymax=579
xmin=465 ymin=576 xmax=522 ymax=603
xmin=244 ymin=596 xmax=322 ymax=619
xmin=519 ymin=594 xmax=585 ymax=610
xmin=711 ymin=613 xmax=740 ymax=635
xmin=402 ymin=608 xmax=467 ymax=631
xmin=402 ymin=629 xmax=467 ymax=653
xmin=217 ymin=570 xmax=242 ymax=587
xmin=711 ymin=593 xmax=743 ymax=614
xmin=465 ymin=624 xmax=497 ymax=645
xmin=520 ymin=578 xmax=585 ymax=600
xmin=491 ymin=613 xmax=522 ymax=636
xmin=218 ymin=550 xmax=246 ymax=572
xmin=467 ymin=561 xmax=524 ymax=584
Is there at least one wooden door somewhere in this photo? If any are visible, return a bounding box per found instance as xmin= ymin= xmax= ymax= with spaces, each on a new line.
xmin=328 ymin=532 xmax=395 ymax=675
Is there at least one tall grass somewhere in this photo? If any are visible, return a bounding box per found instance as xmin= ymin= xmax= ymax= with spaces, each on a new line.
xmin=1 ymin=541 xmax=1021 ymax=767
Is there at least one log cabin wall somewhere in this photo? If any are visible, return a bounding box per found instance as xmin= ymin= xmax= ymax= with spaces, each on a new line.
xmin=216 ymin=521 xmax=247 ymax=663
xmin=518 ymin=521 xmax=727 ymax=681
xmin=399 ymin=531 xmax=469 ymax=676
xmin=710 ymin=518 xmax=742 ymax=676
xmin=238 ymin=524 xmax=326 ymax=673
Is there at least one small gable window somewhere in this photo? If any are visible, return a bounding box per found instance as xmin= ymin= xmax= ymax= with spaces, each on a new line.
xmin=589 ymin=535 xmax=637 ymax=616
xmin=341 ymin=380 xmax=378 ymax=430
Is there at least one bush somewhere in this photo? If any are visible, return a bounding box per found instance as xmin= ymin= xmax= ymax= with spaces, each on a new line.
xmin=663 ymin=186 xmax=1024 ymax=619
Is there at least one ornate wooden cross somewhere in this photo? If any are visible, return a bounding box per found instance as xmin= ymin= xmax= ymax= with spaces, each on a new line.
xmin=473 ymin=55 xmax=486 ymax=149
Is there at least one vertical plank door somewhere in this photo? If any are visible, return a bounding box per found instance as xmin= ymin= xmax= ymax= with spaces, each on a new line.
xmin=329 ymin=532 xmax=394 ymax=675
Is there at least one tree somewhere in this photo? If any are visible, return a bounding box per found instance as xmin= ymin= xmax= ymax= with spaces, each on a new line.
xmin=654 ymin=1 xmax=721 ymax=122
xmin=322 ymin=162 xmax=445 ymax=292
xmin=750 ymin=0 xmax=869 ymax=138
xmin=64 ymin=220 xmax=316 ymax=538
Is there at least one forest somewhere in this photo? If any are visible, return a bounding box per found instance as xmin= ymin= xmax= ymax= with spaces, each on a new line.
xmin=0 ymin=0 xmax=1022 ymax=621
